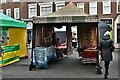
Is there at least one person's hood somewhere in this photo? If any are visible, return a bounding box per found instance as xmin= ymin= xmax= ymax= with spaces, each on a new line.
xmin=103 ymin=31 xmax=110 ymax=40
xmin=103 ymin=35 xmax=110 ymax=40
xmin=104 ymin=31 xmax=110 ymax=36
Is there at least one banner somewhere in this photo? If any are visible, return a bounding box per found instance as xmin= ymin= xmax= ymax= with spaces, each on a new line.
xmin=0 ymin=44 xmax=20 ymax=67
xmin=2 ymin=44 xmax=20 ymax=53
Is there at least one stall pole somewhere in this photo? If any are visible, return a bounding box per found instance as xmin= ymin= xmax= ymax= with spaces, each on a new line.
xmin=96 ymin=23 xmax=102 ymax=74
xmin=29 ymin=23 xmax=36 ymax=71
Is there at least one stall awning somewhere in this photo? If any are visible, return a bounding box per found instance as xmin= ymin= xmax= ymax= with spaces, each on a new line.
xmin=0 ymin=12 xmax=26 ymax=28
xmin=33 ymin=2 xmax=98 ymax=24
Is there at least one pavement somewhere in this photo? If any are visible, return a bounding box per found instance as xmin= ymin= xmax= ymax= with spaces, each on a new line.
xmin=1 ymin=48 xmax=119 ymax=79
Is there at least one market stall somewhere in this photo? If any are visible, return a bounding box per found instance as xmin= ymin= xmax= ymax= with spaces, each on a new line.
xmin=29 ymin=2 xmax=99 ymax=70
xmin=0 ymin=12 xmax=27 ymax=67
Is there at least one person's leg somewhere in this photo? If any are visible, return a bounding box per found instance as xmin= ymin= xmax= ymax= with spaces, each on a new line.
xmin=105 ymin=61 xmax=110 ymax=74
xmin=104 ymin=61 xmax=110 ymax=79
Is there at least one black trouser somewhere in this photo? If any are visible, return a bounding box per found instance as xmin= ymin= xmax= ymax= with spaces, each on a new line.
xmin=104 ymin=61 xmax=110 ymax=74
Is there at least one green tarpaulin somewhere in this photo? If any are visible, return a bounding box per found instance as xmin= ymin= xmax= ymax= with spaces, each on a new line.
xmin=0 ymin=12 xmax=26 ymax=28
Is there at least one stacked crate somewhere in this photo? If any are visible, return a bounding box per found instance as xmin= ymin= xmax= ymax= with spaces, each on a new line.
xmin=33 ymin=46 xmax=56 ymax=68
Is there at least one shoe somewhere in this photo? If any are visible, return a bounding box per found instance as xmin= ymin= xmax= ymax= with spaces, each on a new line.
xmin=96 ymin=65 xmax=102 ymax=74
xmin=58 ymin=57 xmax=63 ymax=60
xmin=64 ymin=55 xmax=67 ymax=58
xmin=79 ymin=56 xmax=83 ymax=59
xmin=100 ymin=66 xmax=102 ymax=69
xmin=96 ymin=69 xmax=102 ymax=74
xmin=104 ymin=73 xmax=108 ymax=79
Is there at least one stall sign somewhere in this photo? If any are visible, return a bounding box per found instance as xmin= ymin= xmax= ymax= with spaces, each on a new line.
xmin=2 ymin=44 xmax=20 ymax=53
xmin=85 ymin=15 xmax=98 ymax=22
xmin=55 ymin=16 xmax=72 ymax=23
xmin=33 ymin=17 xmax=47 ymax=23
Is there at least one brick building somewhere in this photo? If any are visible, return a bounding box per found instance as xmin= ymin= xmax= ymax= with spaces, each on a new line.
xmin=0 ymin=0 xmax=119 ymax=47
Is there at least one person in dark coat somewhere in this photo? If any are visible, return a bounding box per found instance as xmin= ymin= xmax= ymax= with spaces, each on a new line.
xmin=98 ymin=31 xmax=115 ymax=79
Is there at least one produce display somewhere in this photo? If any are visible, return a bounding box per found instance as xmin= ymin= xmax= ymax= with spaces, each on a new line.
xmin=33 ymin=46 xmax=56 ymax=68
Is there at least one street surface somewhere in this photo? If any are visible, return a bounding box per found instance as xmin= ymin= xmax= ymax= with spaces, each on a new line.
xmin=2 ymin=48 xmax=119 ymax=79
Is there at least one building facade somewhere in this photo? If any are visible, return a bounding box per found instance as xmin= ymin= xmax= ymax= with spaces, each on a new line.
xmin=114 ymin=0 xmax=120 ymax=48
xmin=0 ymin=0 xmax=119 ymax=46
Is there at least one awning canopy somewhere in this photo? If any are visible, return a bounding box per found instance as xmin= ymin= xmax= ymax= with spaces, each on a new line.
xmin=0 ymin=12 xmax=26 ymax=28
xmin=33 ymin=2 xmax=98 ymax=24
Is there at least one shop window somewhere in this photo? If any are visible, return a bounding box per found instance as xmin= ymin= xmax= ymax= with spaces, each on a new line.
xmin=103 ymin=0 xmax=111 ymax=14
xmin=28 ymin=3 xmax=37 ymax=18
xmin=27 ymin=22 xmax=33 ymax=29
xmin=14 ymin=8 xmax=20 ymax=19
xmin=6 ymin=9 xmax=11 ymax=17
xmin=55 ymin=1 xmax=65 ymax=11
xmin=117 ymin=25 xmax=120 ymax=43
xmin=77 ymin=2 xmax=84 ymax=13
xmin=100 ymin=18 xmax=113 ymax=39
xmin=100 ymin=19 xmax=112 ymax=26
xmin=89 ymin=1 xmax=97 ymax=15
xmin=117 ymin=0 xmax=120 ymax=13
xmin=39 ymin=2 xmax=53 ymax=16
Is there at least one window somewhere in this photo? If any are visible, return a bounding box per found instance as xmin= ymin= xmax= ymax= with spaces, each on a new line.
xmin=6 ymin=9 xmax=11 ymax=17
xmin=39 ymin=2 xmax=53 ymax=16
xmin=40 ymin=6 xmax=52 ymax=16
xmin=89 ymin=1 xmax=97 ymax=15
xmin=1 ymin=0 xmax=6 ymax=4
xmin=13 ymin=0 xmax=19 ymax=2
xmin=0 ymin=9 xmax=3 ymax=13
xmin=6 ymin=0 xmax=11 ymax=2
xmin=77 ymin=2 xmax=84 ymax=13
xmin=14 ymin=8 xmax=19 ymax=19
xmin=28 ymin=3 xmax=37 ymax=18
xmin=117 ymin=0 xmax=120 ymax=13
xmin=55 ymin=1 xmax=65 ymax=11
xmin=103 ymin=0 xmax=111 ymax=14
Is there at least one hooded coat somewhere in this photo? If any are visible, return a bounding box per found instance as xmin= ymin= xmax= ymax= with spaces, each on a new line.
xmin=99 ymin=35 xmax=115 ymax=61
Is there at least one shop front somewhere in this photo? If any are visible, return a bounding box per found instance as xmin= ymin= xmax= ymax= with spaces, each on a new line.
xmin=115 ymin=14 xmax=120 ymax=48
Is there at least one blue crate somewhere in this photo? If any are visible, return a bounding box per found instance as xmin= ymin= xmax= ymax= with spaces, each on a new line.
xmin=33 ymin=46 xmax=57 ymax=69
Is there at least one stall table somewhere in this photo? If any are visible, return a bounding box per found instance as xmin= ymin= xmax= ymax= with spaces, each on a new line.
xmin=55 ymin=45 xmax=67 ymax=60
xmin=81 ymin=48 xmax=98 ymax=64
xmin=33 ymin=46 xmax=56 ymax=69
